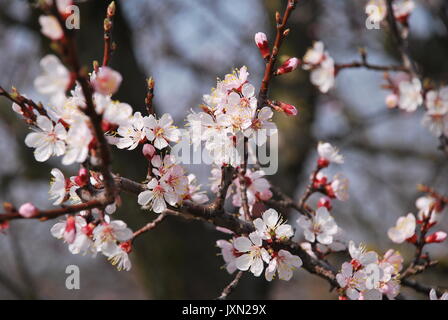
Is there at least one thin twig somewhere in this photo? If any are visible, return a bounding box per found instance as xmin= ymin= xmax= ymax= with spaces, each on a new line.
xmin=217 ymin=271 xmax=243 ymax=300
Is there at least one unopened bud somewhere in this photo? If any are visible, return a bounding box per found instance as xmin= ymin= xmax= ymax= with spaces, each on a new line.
xmin=18 ymin=203 xmax=38 ymax=218
xmin=275 ymin=12 xmax=282 ymax=24
xmin=317 ymin=197 xmax=332 ymax=210
xmin=276 ymin=57 xmax=300 ymax=75
xmin=107 ymin=1 xmax=116 ymax=17
xmin=104 ymin=18 xmax=113 ymax=32
xmin=254 ymin=32 xmax=270 ymax=60
xmin=142 ymin=144 xmax=156 ymax=160
xmin=277 ymin=101 xmax=298 ymax=116
xmin=425 ymin=231 xmax=447 ymax=243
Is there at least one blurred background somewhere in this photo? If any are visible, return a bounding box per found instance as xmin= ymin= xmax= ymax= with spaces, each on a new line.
xmin=0 ymin=0 xmax=447 ymax=299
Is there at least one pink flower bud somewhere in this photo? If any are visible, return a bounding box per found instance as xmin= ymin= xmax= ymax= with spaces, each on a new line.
xmin=425 ymin=231 xmax=447 ymax=244
xmin=278 ymin=101 xmax=298 ymax=116
xmin=92 ymin=66 xmax=122 ymax=96
xmin=254 ymin=32 xmax=270 ymax=59
xmin=0 ymin=221 xmax=9 ymax=232
xmin=64 ymin=216 xmax=76 ymax=244
xmin=18 ymin=203 xmax=38 ymax=218
xmin=142 ymin=144 xmax=156 ymax=160
xmin=317 ymin=157 xmax=330 ymax=169
xmin=386 ymin=94 xmax=398 ymax=109
xmin=317 ymin=197 xmax=332 ymax=210
xmin=74 ymin=167 xmax=89 ymax=187
xmin=276 ymin=57 xmax=300 ymax=75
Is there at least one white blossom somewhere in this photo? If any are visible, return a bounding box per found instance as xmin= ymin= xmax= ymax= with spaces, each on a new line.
xmin=25 ymin=115 xmax=67 ymax=162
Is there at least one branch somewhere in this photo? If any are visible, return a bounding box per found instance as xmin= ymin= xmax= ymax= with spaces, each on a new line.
xmin=257 ymin=0 xmax=298 ymax=110
xmin=217 ymin=271 xmax=243 ymax=300
xmin=132 ymin=213 xmax=167 ymax=240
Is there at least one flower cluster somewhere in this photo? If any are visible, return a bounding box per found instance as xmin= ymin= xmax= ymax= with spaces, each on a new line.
xmin=185 ymin=66 xmax=278 ymax=167
xmin=217 ymin=209 xmax=302 ymax=281
xmin=51 ymin=215 xmax=133 ymax=271
xmin=336 ymin=241 xmax=402 ymax=300
xmin=388 ymin=195 xmax=447 ymax=245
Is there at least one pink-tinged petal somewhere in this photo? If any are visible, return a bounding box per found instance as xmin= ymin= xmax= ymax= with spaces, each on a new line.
xmin=233 ymin=236 xmax=252 ymax=252
xmin=153 ymin=137 xmax=168 ymax=150
xmin=137 ymin=190 xmax=153 ymax=206
xmin=250 ymin=257 xmax=264 ymax=277
xmin=235 ymin=254 xmax=252 ymax=271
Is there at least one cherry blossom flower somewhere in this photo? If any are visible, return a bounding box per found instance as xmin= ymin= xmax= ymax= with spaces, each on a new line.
xmin=232 ymin=169 xmax=272 ymax=208
xmin=137 ymin=178 xmax=178 ymax=213
xmin=366 ymin=0 xmax=387 ymax=24
xmin=310 ymin=57 xmax=335 ymax=93
xmin=234 ymin=232 xmax=270 ymax=277
xmin=95 ymin=95 xmax=133 ymax=127
xmin=336 ymin=262 xmax=376 ymax=300
xmin=39 ymin=15 xmax=63 ymax=40
xmin=416 ymin=195 xmax=442 ymax=225
xmin=49 ymin=168 xmax=68 ymax=205
xmin=93 ymin=220 xmax=133 ymax=256
xmin=348 ymin=241 xmax=379 ymax=267
xmin=303 ymin=41 xmax=325 ymax=68
xmin=216 ymin=239 xmax=238 ymax=274
xmin=34 ymin=55 xmax=70 ymax=105
xmin=184 ymin=174 xmax=209 ymax=204
xmin=253 ymin=209 xmax=294 ymax=241
xmin=265 ymin=249 xmax=302 ymax=281
xmin=245 ymin=107 xmax=277 ymax=146
xmin=116 ymin=112 xmax=147 ymax=150
xmin=388 ymin=213 xmax=416 ymax=243
xmin=108 ymin=245 xmax=132 ymax=271
xmin=25 ymin=115 xmax=67 ymax=162
xmin=297 ymin=207 xmax=338 ymax=245
xmin=144 ymin=113 xmax=180 ymax=150
xmin=393 ymin=0 xmax=415 ymax=22
xmin=327 ymin=174 xmax=349 ymax=201
xmin=91 ymin=67 xmax=123 ymax=96
xmin=62 ymin=117 xmax=92 ymax=165
xmin=426 ymin=87 xmax=448 ymax=115
xmin=317 ymin=142 xmax=344 ymax=167
xmin=398 ymin=78 xmax=422 ymax=112
xmin=51 ymin=215 xmax=86 ymax=245
xmin=430 ymin=289 xmax=448 ymax=300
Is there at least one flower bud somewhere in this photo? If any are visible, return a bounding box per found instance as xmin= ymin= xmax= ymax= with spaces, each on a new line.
xmin=276 ymin=57 xmax=299 ymax=75
xmin=277 ymin=101 xmax=298 ymax=116
xmin=386 ymin=94 xmax=398 ymax=109
xmin=74 ymin=167 xmax=89 ymax=187
xmin=254 ymin=32 xmax=270 ymax=60
xmin=91 ymin=66 xmax=122 ymax=96
xmin=425 ymin=231 xmax=447 ymax=244
xmin=142 ymin=144 xmax=156 ymax=160
xmin=317 ymin=197 xmax=332 ymax=210
xmin=317 ymin=157 xmax=330 ymax=169
xmin=64 ymin=216 xmax=76 ymax=244
xmin=107 ymin=1 xmax=116 ymax=17
xmin=18 ymin=203 xmax=38 ymax=218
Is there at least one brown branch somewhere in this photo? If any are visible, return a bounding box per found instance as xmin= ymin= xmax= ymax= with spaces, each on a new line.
xmin=145 ymin=77 xmax=155 ymax=116
xmin=401 ymin=278 xmax=446 ymax=297
xmin=51 ymin=3 xmax=116 ymax=203
xmin=217 ymin=271 xmax=243 ymax=300
xmin=0 ymin=200 xmax=104 ymax=223
xmin=257 ymin=0 xmax=298 ymax=110
xmin=102 ymin=2 xmax=116 ymax=67
xmin=335 ymin=61 xmax=409 ymax=73
xmin=132 ymin=212 xmax=167 ymax=240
